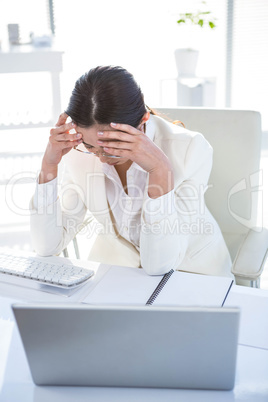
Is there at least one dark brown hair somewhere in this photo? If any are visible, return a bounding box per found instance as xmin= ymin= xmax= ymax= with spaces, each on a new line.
xmin=65 ymin=66 xmax=154 ymax=128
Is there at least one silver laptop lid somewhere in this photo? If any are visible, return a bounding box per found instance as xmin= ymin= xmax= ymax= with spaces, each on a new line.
xmin=12 ymin=304 xmax=240 ymax=390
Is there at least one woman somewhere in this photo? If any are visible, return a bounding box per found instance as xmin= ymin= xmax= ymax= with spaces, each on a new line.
xmin=30 ymin=65 xmax=232 ymax=277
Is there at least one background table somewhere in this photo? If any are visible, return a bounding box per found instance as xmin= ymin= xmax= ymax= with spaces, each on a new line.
xmin=0 ymin=46 xmax=63 ymax=130
xmin=160 ymin=77 xmax=216 ymax=107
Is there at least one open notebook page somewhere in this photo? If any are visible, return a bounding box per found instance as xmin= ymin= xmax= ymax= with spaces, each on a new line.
xmin=83 ymin=265 xmax=161 ymax=305
xmin=154 ymin=271 xmax=233 ymax=306
xmin=83 ymin=265 xmax=233 ymax=307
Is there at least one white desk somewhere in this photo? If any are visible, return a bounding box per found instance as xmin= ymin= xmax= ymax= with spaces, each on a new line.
xmin=0 ymin=255 xmax=268 ymax=402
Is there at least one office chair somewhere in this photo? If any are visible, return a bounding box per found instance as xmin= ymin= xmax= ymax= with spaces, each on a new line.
xmin=155 ymin=107 xmax=268 ymax=287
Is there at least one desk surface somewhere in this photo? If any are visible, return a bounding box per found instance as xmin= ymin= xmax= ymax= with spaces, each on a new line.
xmin=0 ymin=255 xmax=268 ymax=402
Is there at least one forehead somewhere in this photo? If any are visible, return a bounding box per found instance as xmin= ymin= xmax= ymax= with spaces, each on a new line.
xmin=77 ymin=124 xmax=112 ymax=135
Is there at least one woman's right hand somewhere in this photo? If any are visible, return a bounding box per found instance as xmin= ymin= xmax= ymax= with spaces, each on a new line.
xmin=39 ymin=113 xmax=82 ymax=184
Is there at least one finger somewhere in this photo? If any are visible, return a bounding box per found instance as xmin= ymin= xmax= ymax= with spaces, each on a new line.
xmin=60 ymin=139 xmax=83 ymax=149
xmin=50 ymin=121 xmax=75 ymax=136
xmin=49 ymin=135 xmax=82 ymax=148
xmin=97 ymin=139 xmax=133 ymax=150
xmin=97 ymin=130 xmax=137 ymax=142
xmin=55 ymin=112 xmax=69 ymax=127
xmin=110 ymin=123 xmax=142 ymax=135
xmin=56 ymin=132 xmax=82 ymax=142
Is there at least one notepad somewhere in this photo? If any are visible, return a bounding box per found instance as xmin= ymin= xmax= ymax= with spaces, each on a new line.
xmin=83 ymin=265 xmax=233 ymax=307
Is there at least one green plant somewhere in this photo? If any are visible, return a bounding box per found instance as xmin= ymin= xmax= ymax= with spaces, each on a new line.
xmin=177 ymin=2 xmax=216 ymax=29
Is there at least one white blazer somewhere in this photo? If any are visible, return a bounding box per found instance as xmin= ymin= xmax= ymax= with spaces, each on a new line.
xmin=30 ymin=115 xmax=232 ymax=277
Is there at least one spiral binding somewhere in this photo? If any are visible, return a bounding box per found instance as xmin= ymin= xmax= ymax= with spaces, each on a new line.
xmin=145 ymin=269 xmax=175 ymax=305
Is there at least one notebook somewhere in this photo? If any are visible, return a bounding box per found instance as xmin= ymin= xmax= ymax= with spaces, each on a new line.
xmin=83 ymin=265 xmax=234 ymax=307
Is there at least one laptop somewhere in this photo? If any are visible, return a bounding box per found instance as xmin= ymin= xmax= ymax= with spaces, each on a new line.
xmin=12 ymin=303 xmax=240 ymax=390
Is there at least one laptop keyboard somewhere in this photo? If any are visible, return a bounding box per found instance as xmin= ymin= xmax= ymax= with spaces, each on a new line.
xmin=0 ymin=251 xmax=94 ymax=288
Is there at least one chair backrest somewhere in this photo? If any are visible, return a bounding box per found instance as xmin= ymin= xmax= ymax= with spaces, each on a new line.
xmin=154 ymin=108 xmax=262 ymax=260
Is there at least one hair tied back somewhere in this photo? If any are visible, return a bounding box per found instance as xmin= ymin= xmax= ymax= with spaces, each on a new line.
xmin=173 ymin=120 xmax=185 ymax=128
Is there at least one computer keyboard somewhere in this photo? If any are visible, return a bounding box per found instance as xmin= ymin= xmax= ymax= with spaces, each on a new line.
xmin=0 ymin=251 xmax=94 ymax=289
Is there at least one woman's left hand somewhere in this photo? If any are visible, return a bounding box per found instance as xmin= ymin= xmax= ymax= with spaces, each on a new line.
xmin=97 ymin=122 xmax=174 ymax=198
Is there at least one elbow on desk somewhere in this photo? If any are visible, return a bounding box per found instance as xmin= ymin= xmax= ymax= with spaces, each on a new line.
xmin=141 ymin=259 xmax=178 ymax=276
xmin=32 ymin=245 xmax=60 ymax=258
xmin=34 ymin=250 xmax=53 ymax=258
xmin=141 ymin=248 xmax=184 ymax=276
xmin=31 ymin=238 xmax=64 ymax=258
xmin=142 ymin=266 xmax=172 ymax=276
xmin=140 ymin=245 xmax=183 ymax=276
xmin=30 ymin=220 xmax=66 ymax=257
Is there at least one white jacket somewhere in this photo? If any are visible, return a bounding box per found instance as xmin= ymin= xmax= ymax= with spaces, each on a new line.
xmin=30 ymin=115 xmax=232 ymax=277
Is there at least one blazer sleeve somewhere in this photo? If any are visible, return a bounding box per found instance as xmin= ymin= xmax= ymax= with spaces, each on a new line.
xmin=139 ymin=133 xmax=213 ymax=275
xmin=30 ymin=165 xmax=88 ymax=256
